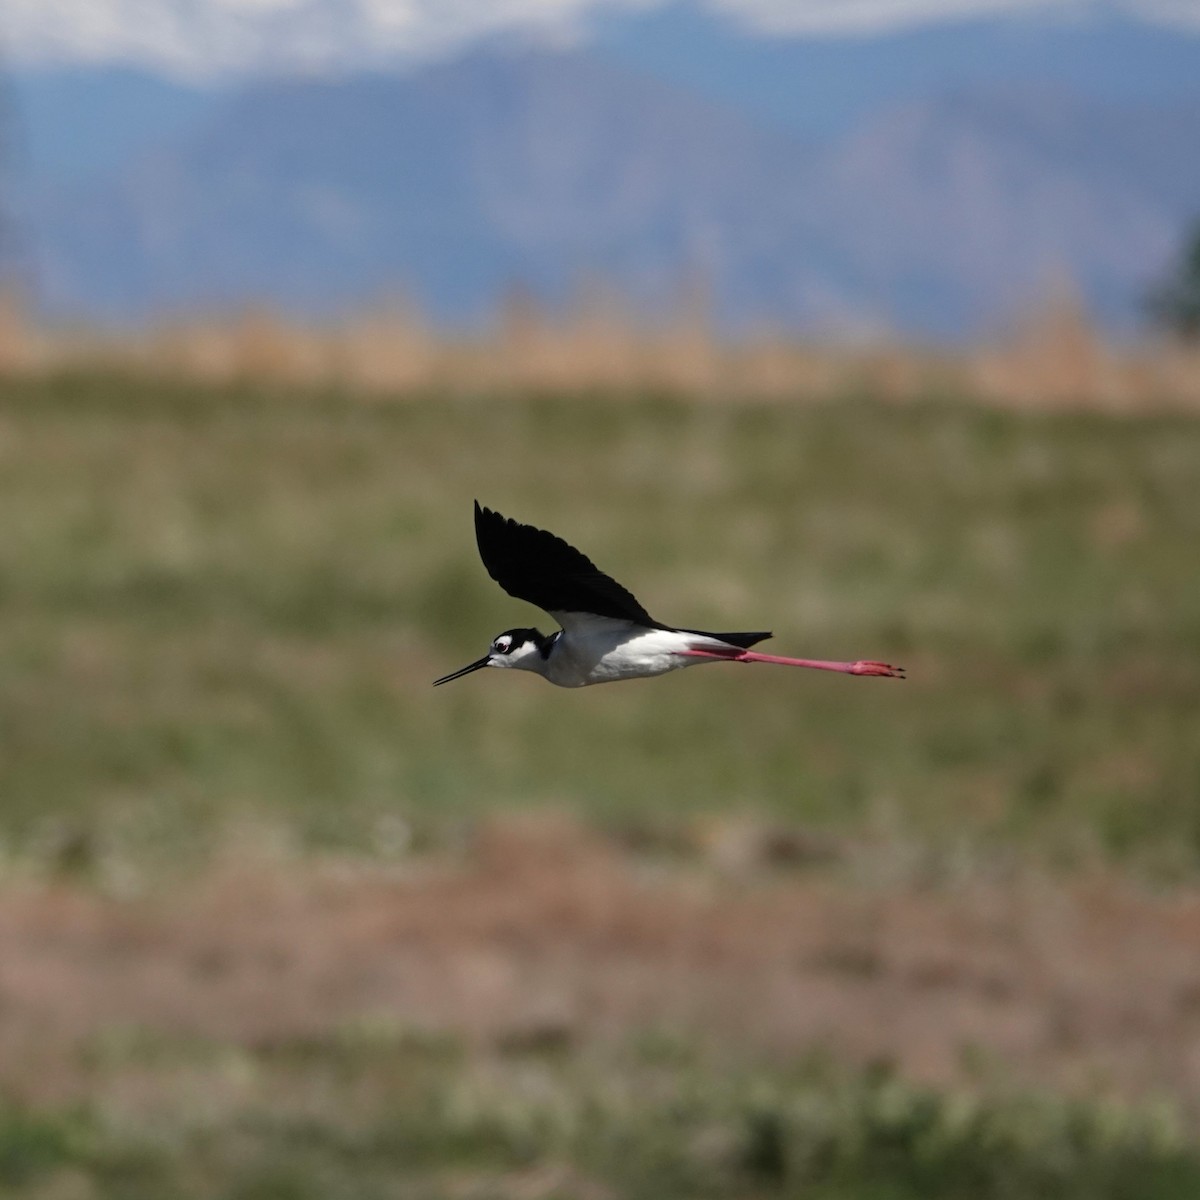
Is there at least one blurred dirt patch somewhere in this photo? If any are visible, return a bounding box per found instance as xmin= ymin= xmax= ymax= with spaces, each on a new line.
xmin=4 ymin=814 xmax=1200 ymax=1106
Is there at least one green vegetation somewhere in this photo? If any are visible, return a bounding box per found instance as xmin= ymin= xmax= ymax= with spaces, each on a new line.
xmin=1148 ymin=217 xmax=1200 ymax=342
xmin=3 ymin=1032 xmax=1198 ymax=1199
xmin=1 ymin=372 xmax=1199 ymax=874
xmin=4 ymin=373 xmax=1200 ymax=1194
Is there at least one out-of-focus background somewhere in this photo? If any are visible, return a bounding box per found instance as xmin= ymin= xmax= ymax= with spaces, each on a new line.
xmin=2 ymin=3 xmax=1200 ymax=1197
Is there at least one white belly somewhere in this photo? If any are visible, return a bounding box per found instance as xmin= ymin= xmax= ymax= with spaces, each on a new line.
xmin=542 ymin=624 xmax=717 ymax=688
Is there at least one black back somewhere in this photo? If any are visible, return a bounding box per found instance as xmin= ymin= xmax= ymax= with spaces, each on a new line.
xmin=474 ymin=502 xmax=660 ymax=625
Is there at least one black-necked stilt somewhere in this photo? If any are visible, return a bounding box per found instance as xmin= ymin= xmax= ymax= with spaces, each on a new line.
xmin=433 ymin=503 xmax=905 ymax=688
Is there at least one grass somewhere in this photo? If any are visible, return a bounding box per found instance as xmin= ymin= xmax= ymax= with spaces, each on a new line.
xmin=4 ymin=369 xmax=1200 ymax=1194
xmin=1 ymin=371 xmax=1199 ymax=874
xmin=3 ymin=1031 xmax=1199 ymax=1199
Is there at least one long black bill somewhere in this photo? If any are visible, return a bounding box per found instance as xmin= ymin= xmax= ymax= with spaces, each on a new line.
xmin=433 ymin=655 xmax=491 ymax=686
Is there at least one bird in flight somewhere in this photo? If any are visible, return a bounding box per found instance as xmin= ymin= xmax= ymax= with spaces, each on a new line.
xmin=434 ymin=503 xmax=905 ymax=688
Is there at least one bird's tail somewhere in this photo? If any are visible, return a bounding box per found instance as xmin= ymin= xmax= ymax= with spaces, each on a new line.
xmin=698 ymin=630 xmax=773 ymax=650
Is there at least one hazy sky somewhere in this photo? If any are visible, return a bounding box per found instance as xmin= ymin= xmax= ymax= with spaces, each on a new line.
xmin=723 ymin=0 xmax=1200 ymax=32
xmin=4 ymin=0 xmax=1199 ymax=74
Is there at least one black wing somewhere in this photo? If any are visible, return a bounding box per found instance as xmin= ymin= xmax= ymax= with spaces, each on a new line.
xmin=474 ymin=502 xmax=660 ymax=626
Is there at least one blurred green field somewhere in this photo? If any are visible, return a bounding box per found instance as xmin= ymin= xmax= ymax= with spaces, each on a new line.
xmin=1 ymin=372 xmax=1199 ymax=874
xmin=5 ymin=371 xmax=1200 ymax=1197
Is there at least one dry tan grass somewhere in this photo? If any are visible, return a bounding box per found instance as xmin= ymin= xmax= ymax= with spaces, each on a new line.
xmin=6 ymin=814 xmax=1200 ymax=1108
xmin=3 ymin=287 xmax=1200 ymax=410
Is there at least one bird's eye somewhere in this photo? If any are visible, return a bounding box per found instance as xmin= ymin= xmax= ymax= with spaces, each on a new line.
xmin=494 ymin=638 xmax=512 ymax=654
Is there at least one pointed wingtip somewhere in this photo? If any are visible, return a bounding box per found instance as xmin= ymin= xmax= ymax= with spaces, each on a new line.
xmin=474 ymin=501 xmax=495 ymax=538
xmin=476 ymin=500 xmax=504 ymax=526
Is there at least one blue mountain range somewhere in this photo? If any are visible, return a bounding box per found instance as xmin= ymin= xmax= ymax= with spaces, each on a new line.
xmin=8 ymin=9 xmax=1200 ymax=338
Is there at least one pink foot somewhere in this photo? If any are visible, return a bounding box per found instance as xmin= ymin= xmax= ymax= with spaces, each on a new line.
xmin=847 ymin=660 xmax=906 ymax=678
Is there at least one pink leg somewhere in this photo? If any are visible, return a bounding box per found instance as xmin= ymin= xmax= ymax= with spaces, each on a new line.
xmin=682 ymin=648 xmax=905 ymax=678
